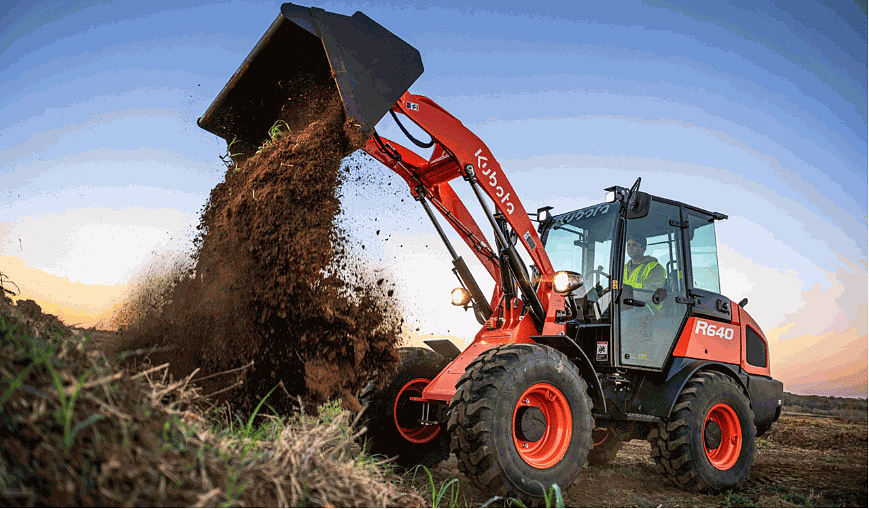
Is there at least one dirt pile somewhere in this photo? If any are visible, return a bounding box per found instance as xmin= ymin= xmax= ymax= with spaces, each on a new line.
xmin=0 ymin=293 xmax=422 ymax=507
xmin=110 ymin=76 xmax=401 ymax=415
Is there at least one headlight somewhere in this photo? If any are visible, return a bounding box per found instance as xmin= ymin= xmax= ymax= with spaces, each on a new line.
xmin=451 ymin=287 xmax=471 ymax=306
xmin=552 ymin=271 xmax=583 ymax=294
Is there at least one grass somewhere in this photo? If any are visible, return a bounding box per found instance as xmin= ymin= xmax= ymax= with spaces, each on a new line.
xmin=0 ymin=294 xmax=424 ymax=507
xmin=412 ymin=466 xmax=462 ymax=508
xmin=1 ymin=317 xmax=102 ymax=455
xmin=220 ymin=136 xmax=244 ymax=173
xmin=505 ymin=483 xmax=565 ymax=508
xmin=721 ymin=490 xmax=756 ymax=508
xmin=255 ymin=120 xmax=292 ymax=155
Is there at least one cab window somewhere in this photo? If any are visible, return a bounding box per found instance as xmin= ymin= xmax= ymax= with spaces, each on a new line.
xmin=688 ymin=211 xmax=721 ymax=294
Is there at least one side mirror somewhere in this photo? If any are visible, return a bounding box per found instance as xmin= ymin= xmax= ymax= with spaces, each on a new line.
xmin=626 ymin=191 xmax=651 ymax=219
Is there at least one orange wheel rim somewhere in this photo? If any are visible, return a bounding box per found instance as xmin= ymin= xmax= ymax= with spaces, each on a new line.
xmin=592 ymin=428 xmax=609 ymax=447
xmin=704 ymin=403 xmax=742 ymax=470
xmin=512 ymin=383 xmax=572 ymax=469
xmin=393 ymin=378 xmax=439 ymax=444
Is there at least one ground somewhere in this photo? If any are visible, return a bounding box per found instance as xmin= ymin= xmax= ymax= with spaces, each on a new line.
xmin=70 ymin=328 xmax=869 ymax=508
xmin=421 ymin=414 xmax=868 ymax=507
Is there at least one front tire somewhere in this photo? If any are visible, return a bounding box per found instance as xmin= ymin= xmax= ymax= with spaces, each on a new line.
xmin=359 ymin=347 xmax=451 ymax=468
xmin=648 ymin=371 xmax=756 ymax=492
xmin=448 ymin=344 xmax=594 ymax=501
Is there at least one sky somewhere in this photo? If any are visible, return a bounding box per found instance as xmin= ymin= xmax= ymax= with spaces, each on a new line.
xmin=1 ymin=0 xmax=866 ymax=397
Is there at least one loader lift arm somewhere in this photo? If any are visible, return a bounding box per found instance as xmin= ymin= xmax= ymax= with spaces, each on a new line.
xmin=362 ymin=91 xmax=570 ymax=402
xmin=364 ymin=91 xmax=557 ymax=328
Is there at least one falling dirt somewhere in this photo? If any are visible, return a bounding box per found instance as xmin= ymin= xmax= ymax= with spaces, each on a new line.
xmin=108 ymin=73 xmax=401 ymax=416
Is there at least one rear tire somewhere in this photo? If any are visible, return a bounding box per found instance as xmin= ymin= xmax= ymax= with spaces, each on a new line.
xmin=448 ymin=344 xmax=594 ymax=501
xmin=359 ymin=347 xmax=451 ymax=469
xmin=648 ymin=371 xmax=756 ymax=493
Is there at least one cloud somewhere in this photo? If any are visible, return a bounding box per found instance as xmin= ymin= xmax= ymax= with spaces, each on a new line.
xmin=0 ymin=203 xmax=197 ymax=285
xmin=763 ymin=255 xmax=868 ymax=397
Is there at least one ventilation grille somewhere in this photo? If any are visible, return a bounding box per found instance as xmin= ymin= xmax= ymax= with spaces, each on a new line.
xmin=746 ymin=327 xmax=767 ymax=367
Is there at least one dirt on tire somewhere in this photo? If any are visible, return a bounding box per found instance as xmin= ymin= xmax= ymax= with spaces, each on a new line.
xmin=107 ymin=73 xmax=401 ymax=416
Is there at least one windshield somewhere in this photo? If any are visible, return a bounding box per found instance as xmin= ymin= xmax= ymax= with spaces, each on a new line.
xmin=542 ymin=203 xmax=618 ymax=295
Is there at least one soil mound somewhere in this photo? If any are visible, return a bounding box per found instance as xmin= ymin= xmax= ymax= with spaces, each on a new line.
xmin=110 ymin=77 xmax=400 ymax=415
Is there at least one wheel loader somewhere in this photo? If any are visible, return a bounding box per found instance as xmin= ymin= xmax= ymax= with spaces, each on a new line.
xmin=198 ymin=3 xmax=783 ymax=501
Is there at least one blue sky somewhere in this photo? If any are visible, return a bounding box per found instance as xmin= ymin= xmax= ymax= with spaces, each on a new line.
xmin=1 ymin=0 xmax=866 ymax=396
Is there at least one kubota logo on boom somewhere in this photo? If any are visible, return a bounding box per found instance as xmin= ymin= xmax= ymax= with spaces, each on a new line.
xmin=475 ymin=149 xmax=515 ymax=214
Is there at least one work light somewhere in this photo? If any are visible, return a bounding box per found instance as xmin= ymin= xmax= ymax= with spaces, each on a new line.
xmin=451 ymin=287 xmax=471 ymax=306
xmin=552 ymin=271 xmax=583 ymax=294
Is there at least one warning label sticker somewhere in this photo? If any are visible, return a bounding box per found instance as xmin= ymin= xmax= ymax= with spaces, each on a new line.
xmin=596 ymin=341 xmax=608 ymax=361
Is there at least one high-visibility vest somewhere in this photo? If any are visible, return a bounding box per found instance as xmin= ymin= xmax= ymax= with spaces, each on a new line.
xmin=623 ymin=260 xmax=660 ymax=288
xmin=623 ymin=260 xmax=663 ymax=314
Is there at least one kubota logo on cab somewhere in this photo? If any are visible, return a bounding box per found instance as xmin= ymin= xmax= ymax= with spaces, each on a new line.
xmin=694 ymin=320 xmax=735 ymax=340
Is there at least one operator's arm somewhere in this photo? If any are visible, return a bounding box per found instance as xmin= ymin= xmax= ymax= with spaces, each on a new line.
xmin=643 ymin=264 xmax=667 ymax=291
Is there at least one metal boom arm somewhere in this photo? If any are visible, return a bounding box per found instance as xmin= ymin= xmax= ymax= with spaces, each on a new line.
xmin=363 ymin=91 xmax=555 ymax=331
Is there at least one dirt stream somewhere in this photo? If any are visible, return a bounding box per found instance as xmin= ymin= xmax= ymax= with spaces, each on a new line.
xmin=108 ymin=76 xmax=400 ymax=416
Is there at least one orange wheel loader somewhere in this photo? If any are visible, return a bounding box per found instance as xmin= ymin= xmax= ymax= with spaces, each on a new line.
xmin=198 ymin=3 xmax=783 ymax=501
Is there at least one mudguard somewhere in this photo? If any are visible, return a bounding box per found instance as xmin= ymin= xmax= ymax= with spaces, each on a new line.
xmin=630 ymin=357 xmax=781 ymax=433
xmin=532 ymin=335 xmax=607 ymax=414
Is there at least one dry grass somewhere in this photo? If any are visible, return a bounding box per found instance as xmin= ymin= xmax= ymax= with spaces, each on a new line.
xmin=0 ymin=292 xmax=424 ymax=507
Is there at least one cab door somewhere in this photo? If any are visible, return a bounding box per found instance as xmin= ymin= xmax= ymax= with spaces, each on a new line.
xmin=618 ymin=200 xmax=688 ymax=369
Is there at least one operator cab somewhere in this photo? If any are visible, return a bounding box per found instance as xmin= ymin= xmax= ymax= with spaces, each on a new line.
xmin=539 ymin=183 xmax=728 ymax=372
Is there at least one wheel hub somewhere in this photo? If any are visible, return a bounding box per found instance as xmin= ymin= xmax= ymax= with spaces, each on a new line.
xmin=516 ymin=406 xmax=547 ymax=442
xmin=704 ymin=420 xmax=722 ymax=449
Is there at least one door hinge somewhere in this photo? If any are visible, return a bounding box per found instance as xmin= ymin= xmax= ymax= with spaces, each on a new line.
xmin=669 ymin=220 xmax=688 ymax=228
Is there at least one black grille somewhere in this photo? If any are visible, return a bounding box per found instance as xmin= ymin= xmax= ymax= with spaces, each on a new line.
xmin=746 ymin=327 xmax=767 ymax=367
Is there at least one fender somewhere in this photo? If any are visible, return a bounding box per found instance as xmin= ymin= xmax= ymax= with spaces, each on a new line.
xmin=532 ymin=335 xmax=606 ymax=414
xmin=630 ymin=358 xmax=747 ymax=418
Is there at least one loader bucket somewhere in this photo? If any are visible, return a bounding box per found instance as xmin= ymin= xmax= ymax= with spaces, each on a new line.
xmin=197 ymin=2 xmax=423 ymax=154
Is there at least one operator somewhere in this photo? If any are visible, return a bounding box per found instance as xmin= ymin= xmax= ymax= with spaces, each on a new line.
xmin=622 ymin=233 xmax=666 ymax=344
xmin=623 ymin=234 xmax=666 ymax=293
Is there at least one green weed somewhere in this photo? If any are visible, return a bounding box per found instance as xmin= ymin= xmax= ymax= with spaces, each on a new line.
xmin=507 ymin=483 xmax=565 ymax=508
xmin=722 ymin=490 xmax=756 ymax=507
xmin=220 ymin=136 xmax=244 ymax=172
xmin=412 ymin=465 xmax=461 ymax=508
xmin=255 ymin=120 xmax=291 ymax=155
xmin=780 ymin=491 xmax=812 ymax=506
xmin=242 ymin=384 xmax=278 ymax=438
xmin=221 ymin=465 xmax=246 ymax=508
xmin=1 ymin=319 xmax=103 ymax=454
